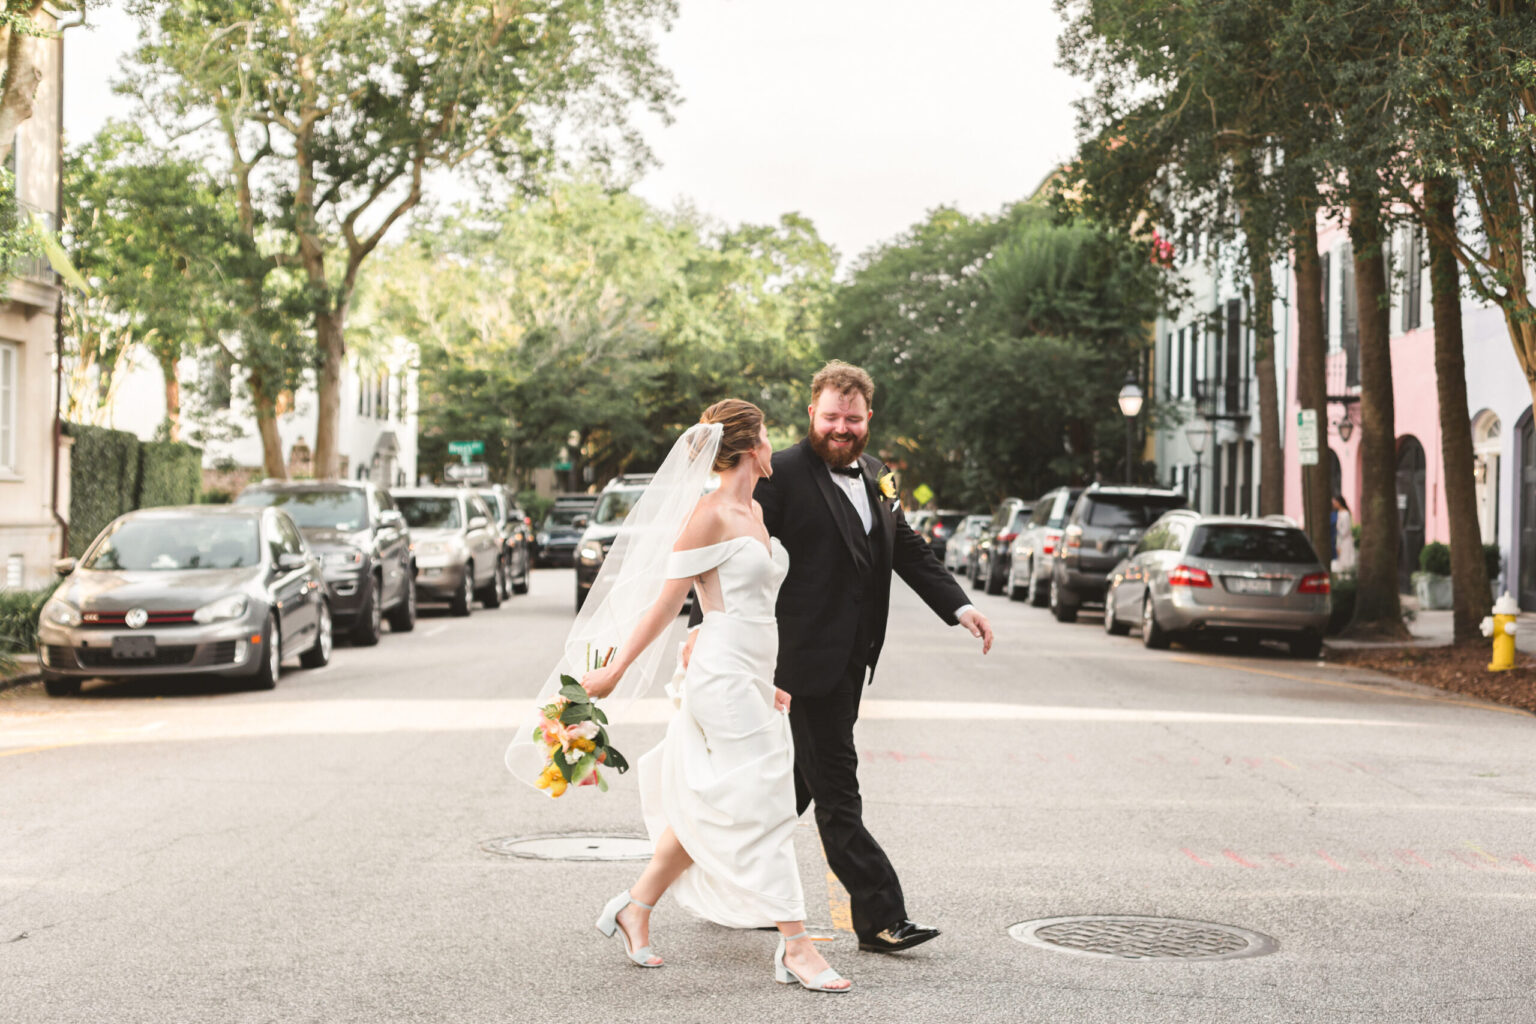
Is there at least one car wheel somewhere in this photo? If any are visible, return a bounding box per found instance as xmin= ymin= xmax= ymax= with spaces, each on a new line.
xmin=42 ymin=673 xmax=81 ymax=698
xmin=1289 ymin=630 xmax=1324 ymax=659
xmin=1141 ymin=594 xmax=1170 ymax=650
xmin=479 ymin=561 xmax=504 ymax=609
xmin=450 ymin=565 xmax=474 ymax=617
xmin=301 ymin=601 xmax=333 ymax=668
xmin=352 ymin=576 xmax=383 ymax=646
xmin=386 ymin=575 xmax=417 ymax=632
xmin=1007 ymin=565 xmax=1026 ymax=601
xmin=511 ymin=552 xmax=530 ymax=595
xmin=1050 ymin=577 xmax=1078 ymax=623
xmin=1103 ymin=586 xmax=1131 ymax=636
xmin=970 ymin=556 xmax=986 ymax=591
xmin=1027 ymin=561 xmax=1049 ymax=607
xmin=496 ymin=559 xmax=511 ymax=602
xmin=985 ymin=558 xmax=1006 ymax=596
xmin=253 ymin=615 xmax=281 ymax=689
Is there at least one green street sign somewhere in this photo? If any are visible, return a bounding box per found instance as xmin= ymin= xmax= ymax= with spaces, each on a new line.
xmin=448 ymin=440 xmax=484 ymax=456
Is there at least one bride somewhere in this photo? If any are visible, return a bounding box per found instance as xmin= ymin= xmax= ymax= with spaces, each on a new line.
xmin=574 ymin=399 xmax=850 ymax=993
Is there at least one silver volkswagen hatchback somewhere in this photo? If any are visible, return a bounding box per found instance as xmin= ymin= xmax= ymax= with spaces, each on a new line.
xmin=1103 ymin=511 xmax=1331 ymax=657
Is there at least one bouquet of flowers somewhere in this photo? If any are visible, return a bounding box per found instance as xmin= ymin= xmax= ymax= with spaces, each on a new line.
xmin=532 ymin=663 xmax=630 ymax=798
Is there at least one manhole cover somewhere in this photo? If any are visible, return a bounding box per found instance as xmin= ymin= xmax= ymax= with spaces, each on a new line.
xmin=482 ymin=832 xmax=652 ymax=862
xmin=1008 ymin=916 xmax=1277 ymax=961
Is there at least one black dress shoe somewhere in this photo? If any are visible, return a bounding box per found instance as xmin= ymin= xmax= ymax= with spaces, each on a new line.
xmin=857 ymin=919 xmax=940 ymax=953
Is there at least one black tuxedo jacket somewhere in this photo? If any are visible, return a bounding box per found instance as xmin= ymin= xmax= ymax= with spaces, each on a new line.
xmin=692 ymin=439 xmax=970 ymax=698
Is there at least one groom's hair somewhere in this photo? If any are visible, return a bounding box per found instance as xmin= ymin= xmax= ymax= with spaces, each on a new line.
xmin=700 ymin=399 xmax=765 ymax=472
xmin=811 ymin=361 xmax=874 ymax=409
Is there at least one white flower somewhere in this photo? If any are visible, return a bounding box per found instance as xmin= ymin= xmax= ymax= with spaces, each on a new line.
xmin=564 ymin=750 xmax=583 ymax=764
xmin=568 ymin=721 xmax=600 ymax=741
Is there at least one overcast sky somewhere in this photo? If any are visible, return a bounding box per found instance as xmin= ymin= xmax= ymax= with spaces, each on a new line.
xmin=64 ymin=1 xmax=1083 ymax=269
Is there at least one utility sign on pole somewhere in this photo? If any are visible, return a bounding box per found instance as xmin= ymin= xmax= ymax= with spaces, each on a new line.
xmin=1297 ymin=409 xmax=1320 ymax=466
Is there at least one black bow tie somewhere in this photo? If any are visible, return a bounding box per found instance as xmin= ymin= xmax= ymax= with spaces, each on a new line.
xmin=829 ymin=464 xmax=862 ymax=478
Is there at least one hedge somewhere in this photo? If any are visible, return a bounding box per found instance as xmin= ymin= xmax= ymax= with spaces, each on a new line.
xmin=0 ymin=580 xmax=59 ymax=654
xmin=65 ymin=424 xmax=202 ymax=557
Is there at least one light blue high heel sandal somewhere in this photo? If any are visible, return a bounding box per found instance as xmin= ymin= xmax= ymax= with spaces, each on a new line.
xmin=774 ymin=931 xmax=851 ymax=993
xmin=595 ymin=891 xmax=662 ymax=968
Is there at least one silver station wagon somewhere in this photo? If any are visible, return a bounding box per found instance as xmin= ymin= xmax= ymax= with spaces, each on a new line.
xmin=36 ymin=506 xmax=332 ymax=696
xmin=1102 ymin=511 xmax=1331 ymax=658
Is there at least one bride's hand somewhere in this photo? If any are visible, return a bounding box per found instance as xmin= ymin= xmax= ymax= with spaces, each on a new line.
xmin=773 ymin=687 xmax=791 ymax=713
xmin=582 ymin=665 xmax=623 ymax=699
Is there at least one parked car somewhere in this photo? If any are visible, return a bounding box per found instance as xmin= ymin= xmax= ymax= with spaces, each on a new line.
xmin=918 ymin=509 xmax=970 ymax=566
xmin=537 ymin=495 xmax=598 ymax=568
xmin=37 ymin=505 xmax=331 ymax=696
xmin=971 ymin=497 xmax=1031 ymax=595
xmin=1008 ymin=486 xmax=1084 ymax=606
xmin=1102 ymin=511 xmax=1330 ymax=657
xmin=1048 ymin=485 xmax=1189 ymax=622
xmin=474 ymin=485 xmax=532 ymax=596
xmin=235 ymin=480 xmax=415 ymax=643
xmin=392 ymin=487 xmax=504 ymax=615
xmin=943 ymin=515 xmax=990 ymax=574
xmin=575 ymin=475 xmax=654 ymax=611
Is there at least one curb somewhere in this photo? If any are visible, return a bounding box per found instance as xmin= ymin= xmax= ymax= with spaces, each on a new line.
xmin=0 ymin=654 xmax=42 ymax=694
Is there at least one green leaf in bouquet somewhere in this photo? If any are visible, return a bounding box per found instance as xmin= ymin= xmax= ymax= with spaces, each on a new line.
xmin=604 ymin=745 xmax=630 ymax=774
xmin=554 ymin=750 xmax=577 ymax=783
xmin=559 ymin=703 xmax=591 ymax=725
xmin=596 ymin=773 xmax=609 ymax=793
xmin=559 ymin=681 xmax=588 ymax=703
xmin=591 ymin=706 xmax=609 ymax=725
xmin=571 ymin=752 xmax=598 ymax=785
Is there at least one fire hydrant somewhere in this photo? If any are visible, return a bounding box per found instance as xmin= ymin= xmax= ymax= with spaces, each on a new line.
xmin=1480 ymin=593 xmax=1520 ymax=672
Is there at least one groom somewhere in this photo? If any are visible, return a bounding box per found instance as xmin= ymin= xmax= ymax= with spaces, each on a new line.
xmin=688 ymin=360 xmax=993 ymax=953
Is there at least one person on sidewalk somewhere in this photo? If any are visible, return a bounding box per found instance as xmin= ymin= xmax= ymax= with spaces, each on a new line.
xmin=686 ymin=360 xmax=994 ymax=954
xmin=1331 ymin=494 xmax=1356 ymax=573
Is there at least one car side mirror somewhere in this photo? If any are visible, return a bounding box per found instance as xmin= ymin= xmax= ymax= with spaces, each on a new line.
xmin=52 ymin=557 xmax=76 ymax=576
xmin=468 ymin=516 xmax=488 ymax=531
xmin=276 ymin=552 xmax=307 ymax=572
xmin=379 ymin=509 xmax=404 ymax=529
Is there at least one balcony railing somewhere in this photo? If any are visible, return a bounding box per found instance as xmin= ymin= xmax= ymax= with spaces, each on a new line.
xmin=1193 ymin=375 xmax=1251 ymax=420
xmin=0 ymin=199 xmax=56 ymax=284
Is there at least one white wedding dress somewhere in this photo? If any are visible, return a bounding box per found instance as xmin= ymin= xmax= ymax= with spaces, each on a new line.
xmin=637 ymin=534 xmax=805 ymax=928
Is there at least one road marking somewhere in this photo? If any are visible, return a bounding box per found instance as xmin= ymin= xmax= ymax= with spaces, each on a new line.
xmin=0 ymin=742 xmax=79 ymax=759
xmin=825 ymin=871 xmax=853 ymax=934
xmin=421 ymin=624 xmax=450 ymax=638
xmin=1171 ymin=655 xmax=1531 ymax=717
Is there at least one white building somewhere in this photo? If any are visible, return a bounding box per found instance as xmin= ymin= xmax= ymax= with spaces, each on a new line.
xmin=0 ymin=20 xmax=65 ymax=590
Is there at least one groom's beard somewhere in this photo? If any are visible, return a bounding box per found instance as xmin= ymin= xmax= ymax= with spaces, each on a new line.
xmin=807 ymin=424 xmax=868 ymax=468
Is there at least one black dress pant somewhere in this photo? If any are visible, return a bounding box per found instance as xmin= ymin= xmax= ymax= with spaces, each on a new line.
xmin=789 ymin=664 xmax=905 ymax=938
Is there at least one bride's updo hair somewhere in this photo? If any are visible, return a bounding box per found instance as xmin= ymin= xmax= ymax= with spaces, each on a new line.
xmin=699 ymin=399 xmax=765 ymax=472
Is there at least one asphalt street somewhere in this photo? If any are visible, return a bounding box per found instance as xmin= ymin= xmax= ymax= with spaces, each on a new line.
xmin=3 ymin=567 xmax=1534 ymax=1023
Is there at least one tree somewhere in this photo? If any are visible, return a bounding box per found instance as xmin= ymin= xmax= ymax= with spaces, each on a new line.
xmin=124 ymin=0 xmax=679 ymax=478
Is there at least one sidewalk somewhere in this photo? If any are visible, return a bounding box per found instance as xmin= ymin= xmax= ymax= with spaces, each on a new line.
xmin=1326 ymin=600 xmax=1536 ymax=653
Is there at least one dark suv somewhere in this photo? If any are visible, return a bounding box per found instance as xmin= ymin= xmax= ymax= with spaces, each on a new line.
xmin=235 ymin=480 xmax=416 ymax=643
xmin=1049 ymin=485 xmax=1188 ymax=622
xmin=970 ymin=497 xmax=1030 ymax=596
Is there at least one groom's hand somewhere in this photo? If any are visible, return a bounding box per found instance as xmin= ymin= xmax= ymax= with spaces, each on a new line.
xmin=959 ymin=608 xmax=994 ymax=654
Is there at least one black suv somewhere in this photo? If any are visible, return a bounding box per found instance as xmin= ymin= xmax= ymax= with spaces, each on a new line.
xmin=970 ymin=496 xmax=1030 ymax=595
xmin=235 ymin=480 xmax=416 ymax=643
xmin=1049 ymin=485 xmax=1188 ymax=622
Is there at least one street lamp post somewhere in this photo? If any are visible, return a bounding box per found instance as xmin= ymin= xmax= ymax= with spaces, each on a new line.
xmin=1117 ymin=372 xmax=1144 ymax=484
xmin=1184 ymin=420 xmax=1213 ymax=512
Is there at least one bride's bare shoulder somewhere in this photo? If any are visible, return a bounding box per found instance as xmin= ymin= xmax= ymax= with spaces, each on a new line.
xmin=675 ymin=498 xmax=728 ymax=551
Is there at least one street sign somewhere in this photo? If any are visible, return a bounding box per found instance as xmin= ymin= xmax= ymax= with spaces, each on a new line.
xmin=448 ymin=440 xmax=484 ymax=456
xmin=444 ymin=462 xmax=489 ymax=483
xmin=1297 ymin=409 xmax=1319 ymax=453
xmin=912 ymin=484 xmax=933 ymax=506
xmin=1299 ymin=448 xmax=1320 ymax=466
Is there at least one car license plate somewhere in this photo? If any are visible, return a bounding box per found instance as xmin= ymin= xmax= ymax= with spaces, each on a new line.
xmin=1226 ymin=577 xmax=1275 ymax=595
xmin=111 ymin=635 xmax=157 ymax=659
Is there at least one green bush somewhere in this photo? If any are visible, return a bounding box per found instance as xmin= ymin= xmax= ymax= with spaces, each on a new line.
xmin=0 ymin=581 xmax=60 ymax=654
xmin=138 ymin=440 xmax=203 ymax=508
xmin=1418 ymin=541 xmax=1451 ymax=577
xmin=1327 ymin=571 xmax=1357 ymax=635
xmin=66 ymin=424 xmax=141 ymax=557
xmin=200 ymin=488 xmax=234 ymax=505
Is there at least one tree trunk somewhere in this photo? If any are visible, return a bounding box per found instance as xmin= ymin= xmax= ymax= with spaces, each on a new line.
xmin=250 ymin=375 xmax=287 ymax=480
xmin=1426 ymin=178 xmax=1491 ymax=640
xmin=1346 ymin=199 xmax=1407 ymax=638
xmin=313 ymin=310 xmax=346 ymax=480
xmin=1293 ymin=220 xmax=1333 ymax=567
xmin=1248 ymin=254 xmax=1283 ymax=516
xmin=159 ymin=352 xmax=181 ymax=442
xmin=0 ymin=12 xmax=45 ymax=167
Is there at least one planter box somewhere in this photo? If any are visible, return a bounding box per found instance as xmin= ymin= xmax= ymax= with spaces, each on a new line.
xmin=1412 ymin=572 xmax=1454 ymax=610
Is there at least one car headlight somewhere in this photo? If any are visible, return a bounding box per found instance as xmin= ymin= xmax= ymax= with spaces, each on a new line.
xmin=42 ymin=599 xmax=81 ymax=628
xmin=416 ymin=541 xmax=450 ymax=557
xmin=193 ymin=594 xmax=249 ymax=624
xmin=323 ymin=549 xmax=366 ymax=569
xmin=536 ymin=532 xmax=549 ymax=545
xmin=579 ymin=544 xmax=602 ymax=563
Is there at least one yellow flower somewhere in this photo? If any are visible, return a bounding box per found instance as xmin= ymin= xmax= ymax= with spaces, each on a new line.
xmin=573 ymin=738 xmax=595 ymax=753
xmin=549 ymin=780 xmax=568 ymax=798
xmin=879 ymin=472 xmax=897 ymax=500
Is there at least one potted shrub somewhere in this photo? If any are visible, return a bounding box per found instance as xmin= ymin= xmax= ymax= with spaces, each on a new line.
xmin=1412 ymin=542 xmax=1454 ymax=610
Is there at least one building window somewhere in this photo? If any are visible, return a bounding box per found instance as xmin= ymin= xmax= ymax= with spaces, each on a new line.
xmin=0 ymin=342 xmax=16 ymax=473
xmin=1401 ymin=228 xmax=1423 ymax=332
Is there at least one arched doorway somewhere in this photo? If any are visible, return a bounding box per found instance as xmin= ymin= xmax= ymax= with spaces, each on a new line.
xmin=1472 ymin=410 xmax=1502 ymax=552
xmin=1396 ymin=436 xmax=1427 ymax=592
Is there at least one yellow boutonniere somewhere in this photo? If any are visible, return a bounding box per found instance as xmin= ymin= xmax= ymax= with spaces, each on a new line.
xmin=878 ymin=472 xmax=897 ymax=500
